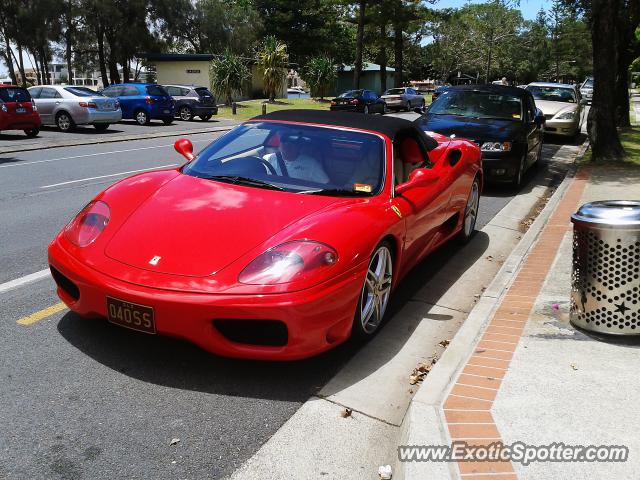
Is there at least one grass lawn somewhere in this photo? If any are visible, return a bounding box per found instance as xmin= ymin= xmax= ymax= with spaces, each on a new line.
xmin=581 ymin=127 xmax=640 ymax=166
xmin=217 ymin=94 xmax=433 ymax=121
xmin=217 ymin=98 xmax=331 ymax=121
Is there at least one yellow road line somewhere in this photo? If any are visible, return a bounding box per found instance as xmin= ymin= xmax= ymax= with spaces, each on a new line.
xmin=17 ymin=302 xmax=67 ymax=326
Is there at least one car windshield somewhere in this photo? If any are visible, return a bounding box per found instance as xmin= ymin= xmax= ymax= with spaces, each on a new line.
xmin=527 ymin=86 xmax=577 ymax=103
xmin=0 ymin=87 xmax=30 ymax=102
xmin=64 ymin=87 xmax=102 ymax=97
xmin=338 ymin=90 xmax=363 ymax=98
xmin=183 ymin=122 xmax=385 ymax=196
xmin=385 ymin=88 xmax=405 ymax=95
xmin=429 ymin=90 xmax=523 ymax=121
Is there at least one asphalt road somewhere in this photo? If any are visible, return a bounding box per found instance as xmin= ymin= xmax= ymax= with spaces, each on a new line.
xmin=0 ymin=127 xmax=582 ymax=479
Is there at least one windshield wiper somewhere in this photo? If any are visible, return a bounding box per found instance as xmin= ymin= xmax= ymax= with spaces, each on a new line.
xmin=201 ymin=175 xmax=285 ymax=190
xmin=300 ymin=188 xmax=368 ymax=197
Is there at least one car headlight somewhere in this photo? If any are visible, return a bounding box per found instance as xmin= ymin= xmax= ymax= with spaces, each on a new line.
xmin=555 ymin=111 xmax=576 ymax=120
xmin=481 ymin=141 xmax=511 ymax=152
xmin=64 ymin=200 xmax=110 ymax=247
xmin=239 ymin=241 xmax=338 ymax=285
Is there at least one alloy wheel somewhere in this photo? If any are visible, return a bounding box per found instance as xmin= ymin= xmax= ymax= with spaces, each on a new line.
xmin=136 ymin=111 xmax=148 ymax=125
xmin=360 ymin=246 xmax=393 ymax=334
xmin=179 ymin=106 xmax=192 ymax=121
xmin=463 ymin=179 xmax=480 ymax=237
xmin=57 ymin=114 xmax=71 ymax=131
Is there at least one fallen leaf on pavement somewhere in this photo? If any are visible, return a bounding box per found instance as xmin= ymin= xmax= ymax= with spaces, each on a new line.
xmin=570 ymin=363 xmax=578 ymax=371
xmin=341 ymin=408 xmax=353 ymax=418
xmin=169 ymin=438 xmax=180 ymax=446
xmin=439 ymin=339 xmax=450 ymax=348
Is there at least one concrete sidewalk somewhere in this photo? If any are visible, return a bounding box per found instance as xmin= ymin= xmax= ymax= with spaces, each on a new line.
xmin=398 ymin=162 xmax=640 ymax=479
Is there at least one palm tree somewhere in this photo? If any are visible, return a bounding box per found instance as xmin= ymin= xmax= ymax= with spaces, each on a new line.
xmin=210 ymin=50 xmax=249 ymax=105
xmin=301 ymin=57 xmax=337 ymax=100
xmin=257 ymin=35 xmax=288 ymax=102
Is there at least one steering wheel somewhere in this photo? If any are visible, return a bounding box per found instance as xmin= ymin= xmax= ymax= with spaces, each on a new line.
xmin=243 ymin=155 xmax=278 ymax=175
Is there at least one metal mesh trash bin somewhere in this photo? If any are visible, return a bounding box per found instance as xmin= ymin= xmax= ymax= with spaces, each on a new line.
xmin=571 ymin=200 xmax=640 ymax=334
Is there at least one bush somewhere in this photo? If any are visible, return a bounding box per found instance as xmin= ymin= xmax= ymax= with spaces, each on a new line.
xmin=301 ymin=57 xmax=337 ymax=100
xmin=210 ymin=50 xmax=250 ymax=105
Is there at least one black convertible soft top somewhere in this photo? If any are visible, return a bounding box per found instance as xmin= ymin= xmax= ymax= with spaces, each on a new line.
xmin=252 ymin=109 xmax=438 ymax=151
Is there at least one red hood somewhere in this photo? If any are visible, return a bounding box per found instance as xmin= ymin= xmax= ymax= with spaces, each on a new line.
xmin=105 ymin=174 xmax=338 ymax=277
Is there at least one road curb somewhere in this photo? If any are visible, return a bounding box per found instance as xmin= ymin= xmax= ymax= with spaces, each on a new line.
xmin=0 ymin=124 xmax=237 ymax=155
xmin=395 ymin=139 xmax=589 ymax=480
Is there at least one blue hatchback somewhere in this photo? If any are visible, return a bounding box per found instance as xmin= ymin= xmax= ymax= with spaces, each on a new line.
xmin=101 ymin=83 xmax=175 ymax=125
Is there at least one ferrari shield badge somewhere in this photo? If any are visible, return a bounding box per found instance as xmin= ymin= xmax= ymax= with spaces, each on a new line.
xmin=391 ymin=205 xmax=402 ymax=218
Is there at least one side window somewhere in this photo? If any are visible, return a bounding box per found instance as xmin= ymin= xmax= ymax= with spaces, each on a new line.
xmin=102 ymin=86 xmax=119 ymax=97
xmin=166 ymin=86 xmax=179 ymax=96
xmin=181 ymin=88 xmax=191 ymax=96
xmin=39 ymin=87 xmax=57 ymax=99
xmin=124 ymin=86 xmax=139 ymax=96
xmin=54 ymin=90 xmax=62 ymax=99
xmin=29 ymin=87 xmax=42 ymax=99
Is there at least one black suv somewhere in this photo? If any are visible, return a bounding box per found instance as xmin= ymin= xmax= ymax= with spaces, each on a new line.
xmin=164 ymin=85 xmax=218 ymax=121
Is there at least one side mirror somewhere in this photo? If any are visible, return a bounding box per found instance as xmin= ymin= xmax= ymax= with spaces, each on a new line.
xmin=534 ymin=113 xmax=545 ymax=126
xmin=174 ymin=138 xmax=194 ymax=162
xmin=395 ymin=168 xmax=439 ymax=195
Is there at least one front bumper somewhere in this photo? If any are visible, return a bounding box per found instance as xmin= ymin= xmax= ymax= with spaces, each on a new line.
xmin=544 ymin=119 xmax=579 ymax=136
xmin=481 ymin=152 xmax=521 ymax=182
xmin=48 ymin=240 xmax=364 ymax=360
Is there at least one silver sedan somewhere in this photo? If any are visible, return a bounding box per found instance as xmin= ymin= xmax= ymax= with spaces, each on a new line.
xmin=27 ymin=85 xmax=122 ymax=132
xmin=381 ymin=87 xmax=425 ymax=112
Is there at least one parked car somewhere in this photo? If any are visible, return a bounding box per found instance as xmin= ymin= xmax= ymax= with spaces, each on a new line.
xmin=381 ymin=87 xmax=425 ymax=112
xmin=330 ymin=90 xmax=386 ymax=114
xmin=579 ymin=76 xmax=593 ymax=104
xmin=101 ymin=83 xmax=174 ymax=126
xmin=28 ymin=85 xmax=121 ymax=132
xmin=287 ymin=87 xmax=307 ymax=95
xmin=48 ymin=109 xmax=482 ymax=360
xmin=0 ymin=85 xmax=40 ymax=137
xmin=431 ymin=85 xmax=450 ymax=101
xmin=164 ymin=84 xmax=217 ymax=121
xmin=417 ymin=84 xmax=545 ymax=187
xmin=526 ymin=82 xmax=582 ymax=138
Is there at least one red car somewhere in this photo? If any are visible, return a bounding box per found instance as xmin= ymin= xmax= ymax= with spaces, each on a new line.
xmin=48 ymin=110 xmax=482 ymax=360
xmin=0 ymin=85 xmax=41 ymax=136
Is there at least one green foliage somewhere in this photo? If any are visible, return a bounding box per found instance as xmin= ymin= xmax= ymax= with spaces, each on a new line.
xmin=210 ymin=50 xmax=250 ymax=105
xmin=301 ymin=56 xmax=337 ymax=99
xmin=257 ymin=36 xmax=289 ymax=102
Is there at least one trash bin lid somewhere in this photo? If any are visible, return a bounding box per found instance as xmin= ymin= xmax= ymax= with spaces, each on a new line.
xmin=572 ymin=200 xmax=640 ymax=228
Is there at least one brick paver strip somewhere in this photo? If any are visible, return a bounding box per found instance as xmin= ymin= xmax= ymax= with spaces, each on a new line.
xmin=443 ymin=168 xmax=592 ymax=478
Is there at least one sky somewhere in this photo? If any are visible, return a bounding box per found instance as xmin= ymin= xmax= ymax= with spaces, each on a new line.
xmin=433 ymin=0 xmax=551 ymax=20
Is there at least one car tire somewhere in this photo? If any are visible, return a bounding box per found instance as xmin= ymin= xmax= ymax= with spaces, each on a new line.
xmin=56 ymin=112 xmax=75 ymax=132
xmin=24 ymin=128 xmax=39 ymax=138
xmin=179 ymin=106 xmax=193 ymax=121
xmin=351 ymin=241 xmax=393 ymax=340
xmin=458 ymin=176 xmax=480 ymax=244
xmin=162 ymin=118 xmax=173 ymax=125
xmin=134 ymin=109 xmax=150 ymax=126
xmin=94 ymin=124 xmax=109 ymax=131
xmin=363 ymin=105 xmax=369 ymax=115
xmin=511 ymin=152 xmax=526 ymax=188
xmin=199 ymin=114 xmax=212 ymax=121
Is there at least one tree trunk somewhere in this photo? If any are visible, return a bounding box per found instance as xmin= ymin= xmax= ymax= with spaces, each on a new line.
xmin=378 ymin=23 xmax=387 ymax=92
xmin=95 ymin=24 xmax=109 ymax=87
xmin=122 ymin=57 xmax=130 ymax=83
xmin=393 ymin=21 xmax=403 ymax=87
xmin=353 ymin=0 xmax=366 ymax=89
xmin=1 ymin=30 xmax=17 ymax=84
xmin=16 ymin=42 xmax=26 ymax=87
xmin=588 ymin=0 xmax=625 ymax=161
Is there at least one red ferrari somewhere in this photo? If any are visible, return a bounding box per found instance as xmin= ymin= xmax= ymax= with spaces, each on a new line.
xmin=48 ymin=110 xmax=481 ymax=360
